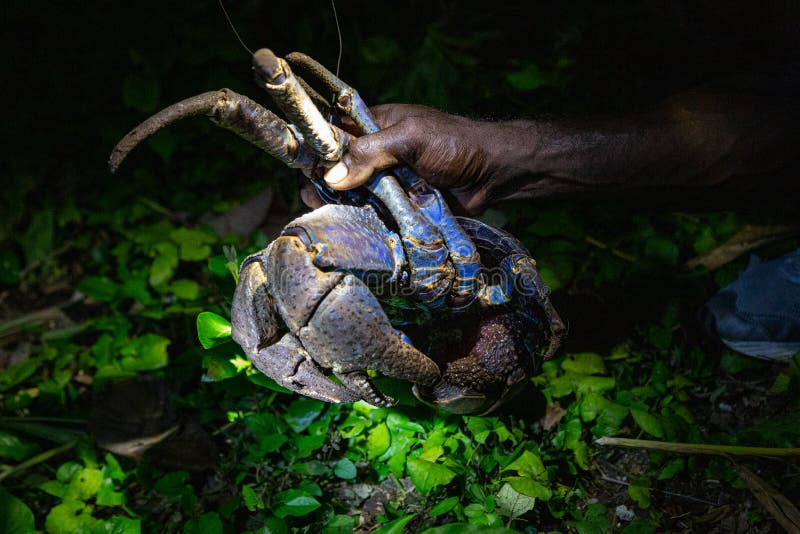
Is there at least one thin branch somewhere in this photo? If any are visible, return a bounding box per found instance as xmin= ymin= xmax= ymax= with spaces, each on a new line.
xmin=596 ymin=437 xmax=800 ymax=457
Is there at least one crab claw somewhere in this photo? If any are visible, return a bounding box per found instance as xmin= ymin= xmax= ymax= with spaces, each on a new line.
xmin=231 ymin=253 xmax=359 ymax=403
xmin=249 ymin=333 xmax=360 ymax=403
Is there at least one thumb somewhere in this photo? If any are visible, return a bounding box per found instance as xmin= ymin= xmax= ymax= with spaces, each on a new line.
xmin=324 ymin=125 xmax=412 ymax=190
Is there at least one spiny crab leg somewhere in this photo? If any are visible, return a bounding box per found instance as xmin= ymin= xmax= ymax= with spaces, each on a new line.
xmin=252 ymin=49 xmax=345 ymax=162
xmin=108 ymin=88 xmax=339 ymax=174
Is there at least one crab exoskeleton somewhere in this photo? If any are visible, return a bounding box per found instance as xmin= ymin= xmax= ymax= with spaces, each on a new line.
xmin=110 ymin=49 xmax=565 ymax=415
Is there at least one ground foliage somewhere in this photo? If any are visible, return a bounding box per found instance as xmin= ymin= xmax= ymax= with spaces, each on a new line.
xmin=2 ymin=1 xmax=799 ymax=532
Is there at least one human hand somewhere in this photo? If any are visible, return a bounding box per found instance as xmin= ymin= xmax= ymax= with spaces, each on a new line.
xmin=302 ymin=104 xmax=524 ymax=215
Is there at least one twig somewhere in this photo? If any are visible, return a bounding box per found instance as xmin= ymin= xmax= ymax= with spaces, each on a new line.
xmin=596 ymin=437 xmax=800 ymax=457
xmin=0 ymin=440 xmax=77 ymax=482
xmin=584 ymin=235 xmax=637 ymax=263
xmin=599 ymin=472 xmax=718 ymax=506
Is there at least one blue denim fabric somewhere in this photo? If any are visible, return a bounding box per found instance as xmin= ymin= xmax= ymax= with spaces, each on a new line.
xmin=702 ymin=248 xmax=800 ymax=361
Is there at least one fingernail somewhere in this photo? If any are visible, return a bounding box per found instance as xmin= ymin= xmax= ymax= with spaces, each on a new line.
xmin=325 ymin=162 xmax=348 ymax=185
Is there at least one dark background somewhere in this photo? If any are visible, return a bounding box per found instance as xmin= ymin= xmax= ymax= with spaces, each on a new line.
xmin=6 ymin=0 xmax=799 ymax=216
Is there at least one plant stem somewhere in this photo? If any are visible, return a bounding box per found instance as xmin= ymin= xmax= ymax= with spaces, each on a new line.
xmin=0 ymin=440 xmax=78 ymax=482
xmin=596 ymin=437 xmax=800 ymax=457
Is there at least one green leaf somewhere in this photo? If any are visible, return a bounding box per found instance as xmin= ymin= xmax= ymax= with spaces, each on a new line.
xmin=0 ymin=430 xmax=37 ymax=461
xmin=273 ymin=489 xmax=321 ymax=518
xmin=429 ymin=496 xmax=459 ymax=517
xmin=628 ymin=477 xmax=651 ymax=509
xmin=367 ymin=423 xmax=391 ymax=459
xmin=495 ymin=482 xmax=535 ymax=517
xmin=644 ymin=236 xmax=679 ymax=266
xmin=334 ymin=458 xmax=357 ymax=480
xmin=504 ymin=476 xmax=552 ymax=501
xmin=630 ymin=409 xmax=664 ymax=438
xmin=96 ymin=479 xmax=124 ymax=507
xmin=45 ymin=499 xmax=98 ymax=534
xmin=406 ymin=457 xmax=457 ymax=495
xmin=78 ymin=276 xmax=119 ymax=302
xmin=119 ymin=334 xmax=170 ymax=371
xmin=170 ymin=228 xmax=215 ymax=261
xmin=322 ymin=514 xmax=359 ymax=534
xmin=169 ymin=279 xmax=200 ymax=300
xmin=241 ymin=485 xmax=262 ymax=511
xmin=183 ymin=512 xmax=222 ymax=534
xmin=567 ymin=503 xmax=609 ymax=534
xmin=503 ymin=450 xmax=546 ymax=479
xmin=562 ymin=353 xmax=606 ymax=375
xmin=658 ymin=458 xmax=684 ymax=480
xmin=0 ymin=358 xmax=38 ymax=391
xmin=374 ymin=514 xmax=415 ymax=534
xmin=0 ymin=487 xmax=35 ymax=534
xmin=66 ymin=467 xmax=103 ymax=501
xmin=93 ymin=516 xmax=141 ymax=534
xmin=196 ymin=312 xmax=232 ymax=349
xmin=148 ymin=242 xmax=178 ymax=287
xmin=284 ymin=397 xmax=325 ymax=432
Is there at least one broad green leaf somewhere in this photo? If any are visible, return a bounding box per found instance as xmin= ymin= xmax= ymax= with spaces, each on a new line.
xmin=78 ymin=276 xmax=120 ymax=302
xmin=66 ymin=467 xmax=103 ymax=501
xmin=503 ymin=450 xmax=546 ymax=479
xmin=630 ymin=409 xmax=665 ymax=438
xmin=495 ymin=483 xmax=535 ymax=517
xmin=0 ymin=359 xmax=38 ymax=391
xmin=196 ymin=312 xmax=232 ymax=349
xmin=562 ymin=353 xmax=606 ymax=375
xmin=284 ymin=397 xmax=324 ymax=432
xmin=367 ymin=423 xmax=390 ymax=458
xmin=171 ymin=228 xmax=215 ymax=261
xmin=21 ymin=209 xmax=54 ymax=265
xmin=169 ymin=279 xmax=200 ymax=300
xmin=96 ymin=478 xmax=124 ymax=507
xmin=658 ymin=458 xmax=684 ymax=480
xmin=0 ymin=487 xmax=35 ymax=534
xmin=334 ymin=458 xmax=357 ymax=480
xmin=45 ymin=499 xmax=98 ymax=534
xmin=183 ymin=512 xmax=222 ymax=534
xmin=429 ymin=496 xmax=459 ymax=517
xmin=628 ymin=477 xmax=651 ymax=509
xmin=272 ymin=489 xmax=321 ymax=518
xmin=504 ymin=476 xmax=552 ymax=501
xmin=374 ymin=514 xmax=415 ymax=534
xmin=406 ymin=458 xmax=457 ymax=495
xmin=0 ymin=430 xmax=37 ymax=461
xmin=322 ymin=514 xmax=359 ymax=534
xmin=119 ymin=334 xmax=170 ymax=371
xmin=93 ymin=516 xmax=141 ymax=534
xmin=148 ymin=242 xmax=178 ymax=287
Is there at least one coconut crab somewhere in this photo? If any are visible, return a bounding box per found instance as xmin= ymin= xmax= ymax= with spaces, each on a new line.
xmin=110 ymin=49 xmax=565 ymax=415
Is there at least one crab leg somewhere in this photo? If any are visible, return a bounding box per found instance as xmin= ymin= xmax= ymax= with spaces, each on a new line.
xmin=108 ymin=88 xmax=337 ymax=174
xmin=286 ymin=52 xmax=483 ymax=307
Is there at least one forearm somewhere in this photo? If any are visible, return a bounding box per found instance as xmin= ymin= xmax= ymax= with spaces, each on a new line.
xmin=487 ymin=68 xmax=800 ymax=206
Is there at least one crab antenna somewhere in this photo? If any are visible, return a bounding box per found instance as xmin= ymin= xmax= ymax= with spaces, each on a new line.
xmin=109 ymin=92 xmax=223 ymax=173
